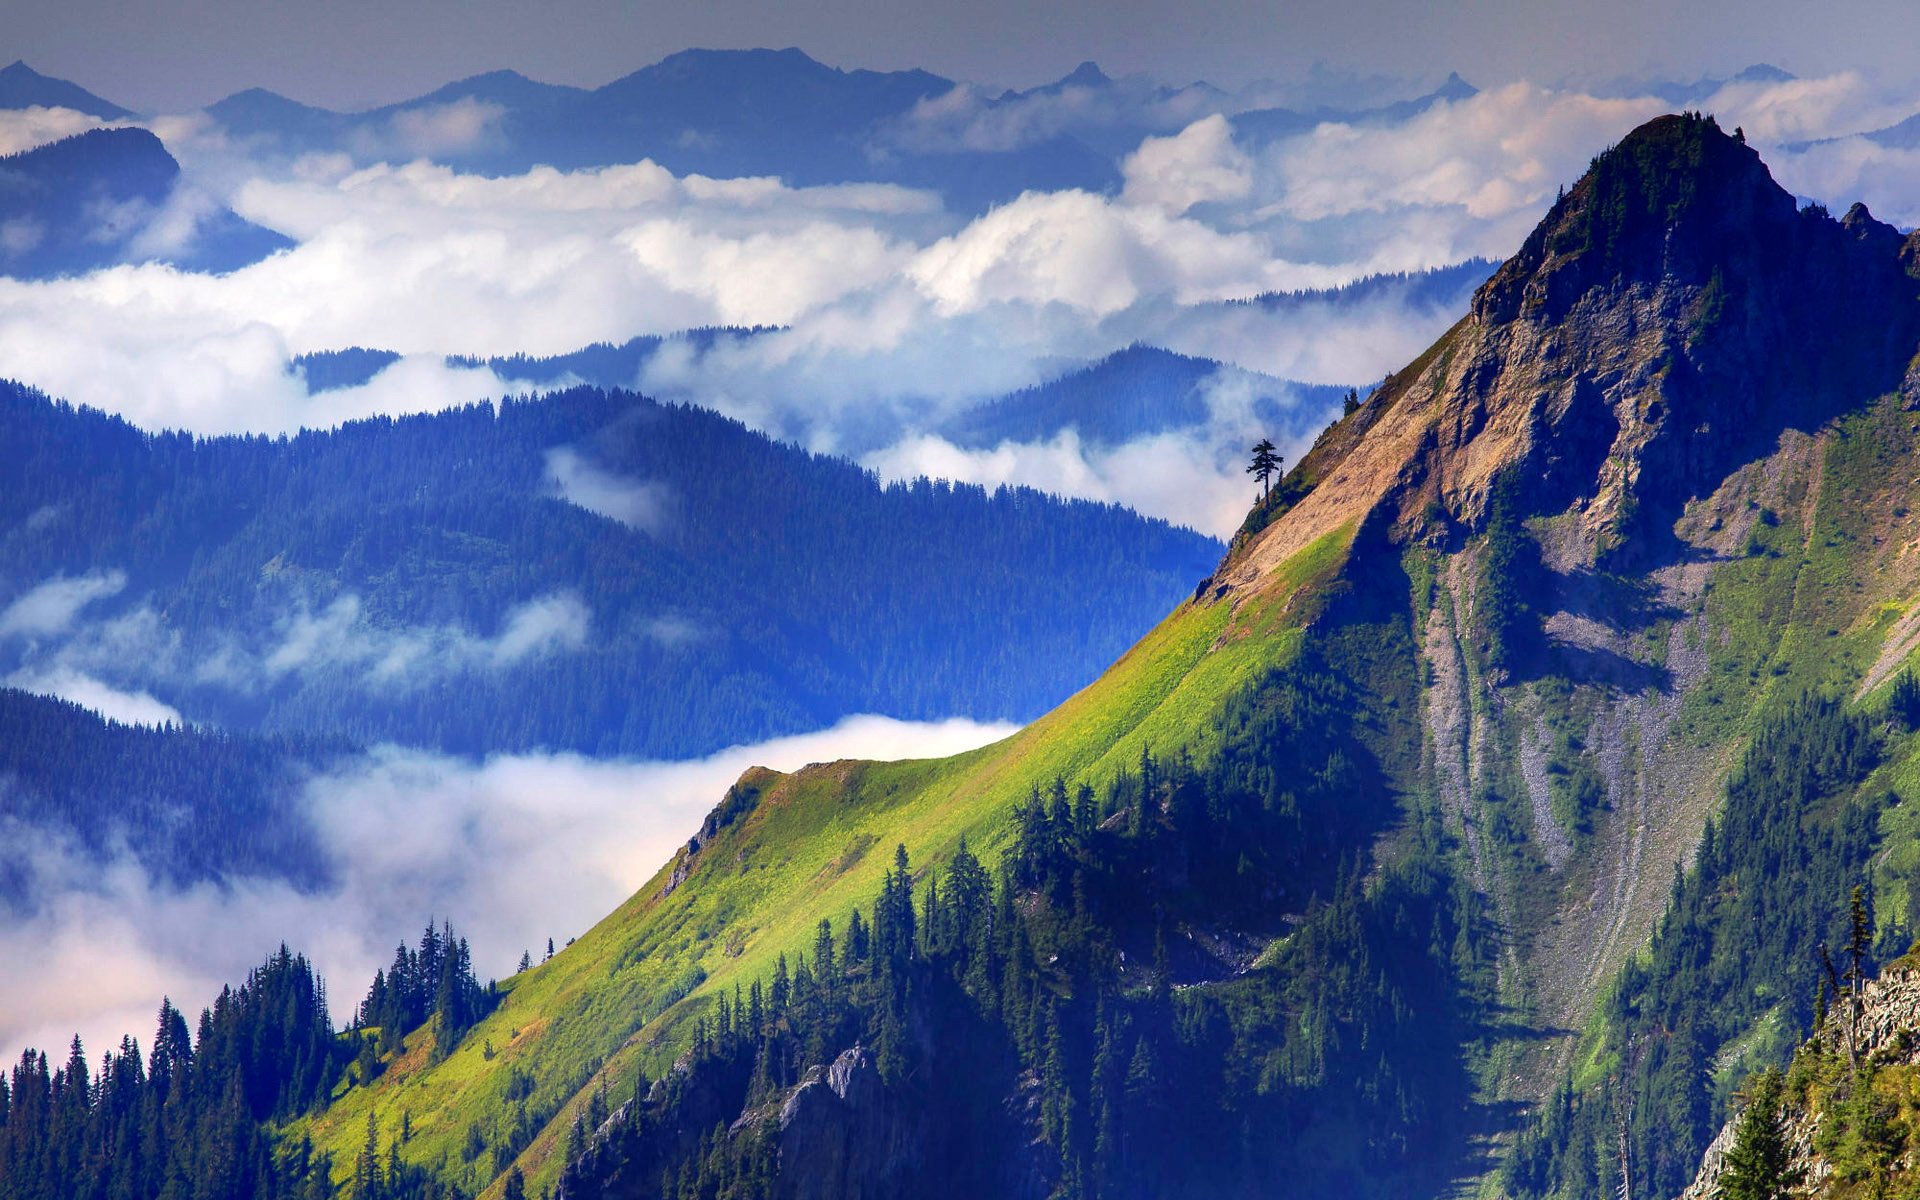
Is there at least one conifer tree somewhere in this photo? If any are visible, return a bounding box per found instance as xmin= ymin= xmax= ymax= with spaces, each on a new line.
xmin=1246 ymin=438 xmax=1282 ymax=502
xmin=353 ymin=1111 xmax=383 ymax=1200
xmin=1717 ymin=1068 xmax=1795 ymax=1200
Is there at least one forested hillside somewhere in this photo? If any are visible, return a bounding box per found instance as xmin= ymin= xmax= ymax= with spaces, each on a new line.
xmin=0 ymin=688 xmax=342 ymax=896
xmin=0 ymin=381 xmax=1220 ymax=759
xmin=0 ymin=128 xmax=291 ymax=278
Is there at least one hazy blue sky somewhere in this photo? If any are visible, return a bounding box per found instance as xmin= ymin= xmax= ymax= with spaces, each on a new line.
xmin=3 ymin=0 xmax=1915 ymax=112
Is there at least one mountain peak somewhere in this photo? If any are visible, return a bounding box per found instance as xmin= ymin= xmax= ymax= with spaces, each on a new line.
xmin=0 ymin=59 xmax=133 ymax=120
xmin=640 ymin=46 xmax=832 ymax=80
xmin=1059 ymin=60 xmax=1110 ymax=87
xmin=1475 ymin=112 xmax=1794 ymax=324
xmin=0 ymin=125 xmax=174 ymax=180
xmin=1222 ymin=110 xmax=1920 ymax=591
xmin=1731 ymin=61 xmax=1795 ymax=84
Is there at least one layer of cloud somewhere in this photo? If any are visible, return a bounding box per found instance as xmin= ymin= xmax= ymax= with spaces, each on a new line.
xmin=1 ymin=69 xmax=1913 ymax=528
xmin=371 ymin=98 xmax=507 ymax=160
xmin=1120 ymin=114 xmax=1254 ymax=215
xmin=1770 ymin=137 xmax=1920 ymax=228
xmin=2 ymin=667 xmax=183 ymax=727
xmin=0 ymin=570 xmax=127 ymax=639
xmin=875 ymin=73 xmax=1227 ymax=157
xmin=220 ymin=590 xmax=589 ymax=686
xmin=0 ymin=105 xmax=111 ymax=156
xmin=1 ymin=576 xmax=595 ymax=719
xmin=0 ymin=713 xmax=1018 ymax=1066
xmin=865 ymin=366 xmax=1335 ymax=537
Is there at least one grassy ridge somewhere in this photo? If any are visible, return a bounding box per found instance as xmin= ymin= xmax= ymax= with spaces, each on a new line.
xmin=292 ymin=526 xmax=1359 ymax=1195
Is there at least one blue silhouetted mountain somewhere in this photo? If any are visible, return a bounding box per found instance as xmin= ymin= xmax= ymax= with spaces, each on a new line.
xmin=0 ymin=60 xmax=133 ymax=119
xmin=940 ymin=344 xmax=1350 ymax=450
xmin=204 ymin=86 xmax=355 ymax=147
xmin=200 ymin=48 xmax=1125 ymax=210
xmin=1646 ymin=62 xmax=1797 ymax=107
xmin=293 ymin=329 xmax=776 ymax=396
xmin=575 ymin=47 xmax=948 ymax=172
xmin=867 ymin=56 xmax=1270 ymax=182
xmin=1865 ymin=111 xmax=1920 ymax=149
xmin=0 ymin=379 xmax=1222 ymax=759
xmin=373 ymin=67 xmax=589 ymax=116
xmin=1231 ymin=71 xmax=1479 ymax=146
xmin=0 ymin=128 xmax=292 ymax=278
xmin=1785 ymin=105 xmax=1920 ymax=153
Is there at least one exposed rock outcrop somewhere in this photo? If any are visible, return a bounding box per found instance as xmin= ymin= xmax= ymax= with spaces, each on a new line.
xmin=1682 ymin=966 xmax=1920 ymax=1200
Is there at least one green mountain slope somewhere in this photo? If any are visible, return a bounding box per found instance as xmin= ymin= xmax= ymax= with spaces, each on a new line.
xmin=296 ymin=113 xmax=1920 ymax=1199
xmin=295 ymin=517 xmax=1370 ymax=1193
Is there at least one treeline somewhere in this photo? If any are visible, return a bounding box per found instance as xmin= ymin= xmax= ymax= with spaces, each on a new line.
xmin=558 ymin=659 xmax=1492 ymax=1199
xmin=1503 ymin=694 xmax=1886 ymax=1200
xmin=0 ymin=379 xmax=1220 ymax=761
xmin=0 ymin=924 xmax=493 ymax=1200
xmin=0 ymin=948 xmax=341 ymax=1200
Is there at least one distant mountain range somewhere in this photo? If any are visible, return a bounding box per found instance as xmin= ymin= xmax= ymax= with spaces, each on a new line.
xmin=7 ymin=54 xmax=1905 ymax=226
xmin=0 ymin=51 xmax=1501 ymax=215
xmin=1229 ymin=71 xmax=1478 ymax=146
xmin=199 ymin=49 xmax=1122 ymax=211
xmin=290 ymin=332 xmax=1367 ymax=470
xmin=0 ymin=127 xmax=290 ymax=277
xmin=192 ymin=51 xmax=1497 ymax=210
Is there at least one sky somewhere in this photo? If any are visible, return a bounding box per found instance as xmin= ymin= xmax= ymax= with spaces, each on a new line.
xmin=2 ymin=0 xmax=1916 ymax=112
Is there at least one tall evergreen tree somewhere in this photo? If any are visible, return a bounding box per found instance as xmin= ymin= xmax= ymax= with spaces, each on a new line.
xmin=1246 ymin=438 xmax=1282 ymax=503
xmin=1717 ymin=1068 xmax=1795 ymax=1200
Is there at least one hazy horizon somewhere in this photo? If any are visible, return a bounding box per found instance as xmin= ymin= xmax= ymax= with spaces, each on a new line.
xmin=3 ymin=0 xmax=1914 ymax=113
